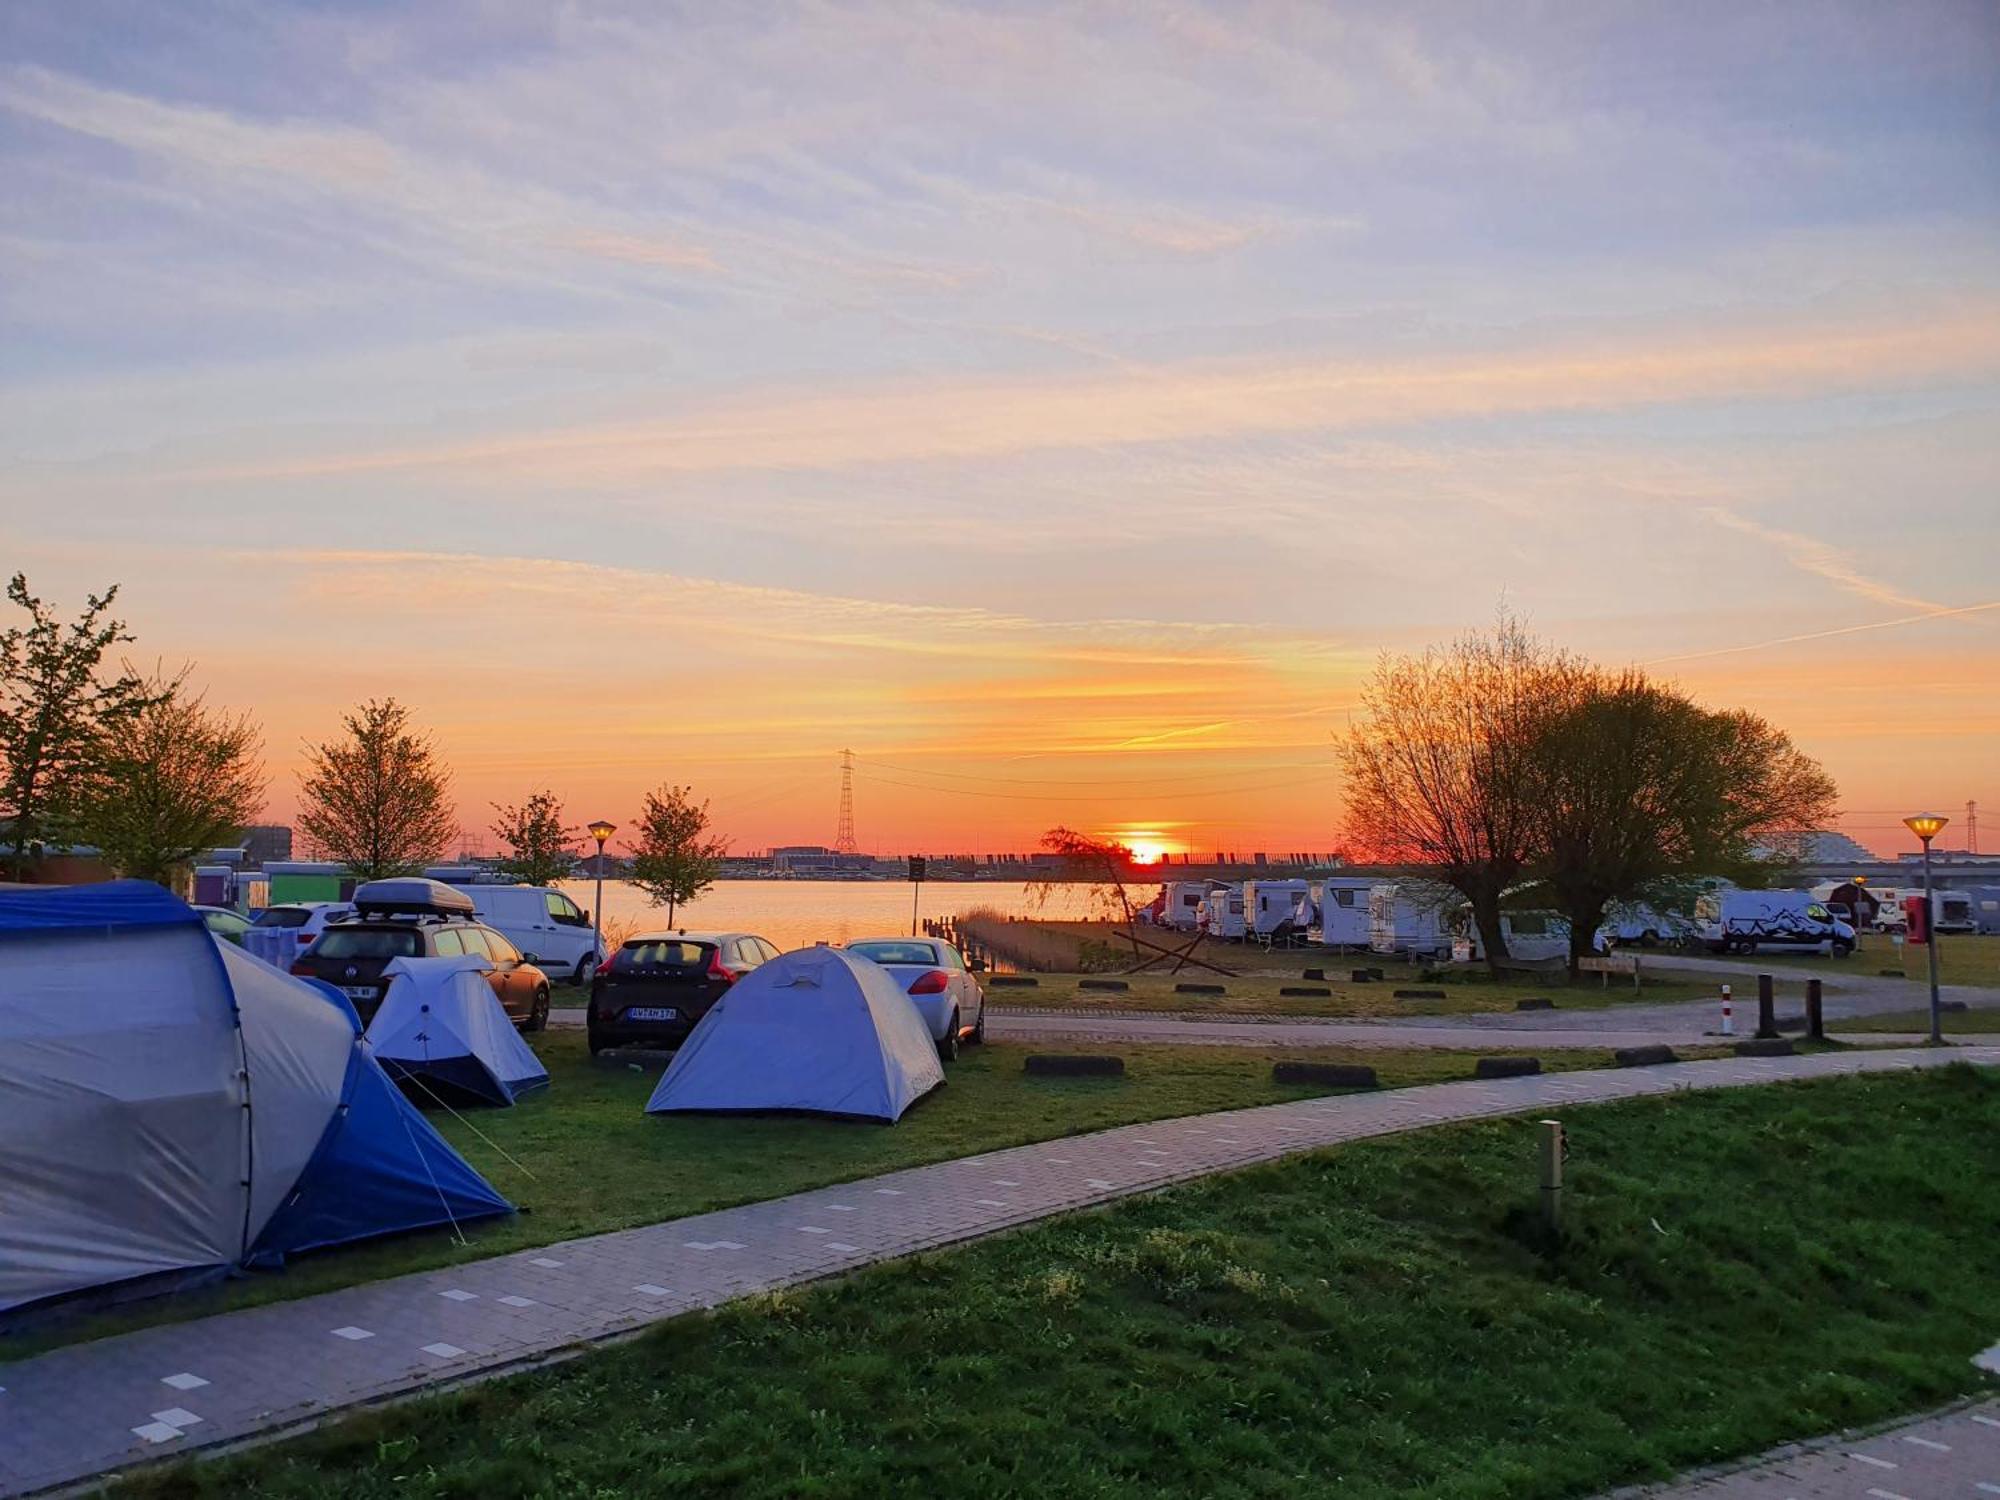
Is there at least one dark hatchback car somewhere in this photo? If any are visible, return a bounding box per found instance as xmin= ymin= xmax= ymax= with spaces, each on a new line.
xmin=292 ymin=879 xmax=552 ymax=1030
xmin=587 ymin=931 xmax=780 ymax=1054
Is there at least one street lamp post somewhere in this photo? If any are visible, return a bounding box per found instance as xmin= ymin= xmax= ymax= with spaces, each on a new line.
xmin=587 ymin=819 xmax=617 ymax=969
xmin=1903 ymin=813 xmax=1949 ymax=1045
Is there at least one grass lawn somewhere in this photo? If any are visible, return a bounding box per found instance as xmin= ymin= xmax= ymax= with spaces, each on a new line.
xmin=4 ymin=1032 xmax=1655 ymax=1361
xmin=123 ymin=1066 xmax=2000 ymax=1500
xmin=1742 ymin=933 xmax=1999 ymax=988
xmin=984 ymin=965 xmax=1727 ymax=1018
xmin=1841 ymin=1005 xmax=2000 ymax=1035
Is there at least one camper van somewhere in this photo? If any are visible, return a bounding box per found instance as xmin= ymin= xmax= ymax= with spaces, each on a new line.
xmin=1597 ymin=902 xmax=1693 ymax=948
xmin=462 ymin=885 xmax=603 ymax=987
xmin=1696 ymin=890 xmax=1855 ymax=956
xmin=1243 ymin=879 xmax=1311 ymax=941
xmin=1317 ymin=877 xmax=1375 ymax=949
xmin=1200 ymin=886 xmax=1246 ymax=940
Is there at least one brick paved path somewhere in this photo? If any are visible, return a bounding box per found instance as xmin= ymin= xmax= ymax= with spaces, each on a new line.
xmin=1605 ymin=1396 xmax=2000 ymax=1499
xmin=2 ymin=1045 xmax=1992 ymax=1496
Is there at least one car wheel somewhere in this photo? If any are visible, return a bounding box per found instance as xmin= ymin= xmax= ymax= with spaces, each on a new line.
xmin=527 ymin=986 xmax=550 ymax=1032
xmin=970 ymin=1001 xmax=986 ymax=1045
xmin=938 ymin=1011 xmax=960 ymax=1063
xmin=588 ymin=1029 xmax=607 ymax=1056
xmin=1831 ymin=939 xmax=1853 ymax=958
xmin=572 ymin=956 xmax=595 ymax=989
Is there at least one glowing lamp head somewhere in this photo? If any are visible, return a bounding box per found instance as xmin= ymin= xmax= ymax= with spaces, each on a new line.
xmin=588 ymin=818 xmax=617 ymax=846
xmin=1903 ymin=813 xmax=1948 ymax=844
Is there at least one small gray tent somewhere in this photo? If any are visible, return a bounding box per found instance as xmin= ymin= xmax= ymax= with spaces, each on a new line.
xmin=645 ymin=947 xmax=945 ymax=1122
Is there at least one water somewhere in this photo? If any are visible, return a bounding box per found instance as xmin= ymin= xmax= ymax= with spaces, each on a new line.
xmin=554 ymin=877 xmax=1118 ymax=952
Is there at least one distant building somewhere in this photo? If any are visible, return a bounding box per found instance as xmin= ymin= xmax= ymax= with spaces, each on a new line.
xmin=1761 ymin=829 xmax=1880 ymax=865
xmin=242 ymin=825 xmax=293 ymax=868
xmin=769 ymin=844 xmax=872 ymax=875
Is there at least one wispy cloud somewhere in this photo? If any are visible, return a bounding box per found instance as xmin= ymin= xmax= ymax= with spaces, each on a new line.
xmin=1700 ymin=507 xmax=1986 ymax=619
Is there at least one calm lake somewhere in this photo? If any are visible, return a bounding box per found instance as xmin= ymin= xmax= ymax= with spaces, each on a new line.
xmin=554 ymin=877 xmax=1117 ymax=951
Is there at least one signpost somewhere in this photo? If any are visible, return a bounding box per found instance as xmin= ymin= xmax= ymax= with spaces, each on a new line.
xmin=908 ymin=855 xmax=926 ymax=936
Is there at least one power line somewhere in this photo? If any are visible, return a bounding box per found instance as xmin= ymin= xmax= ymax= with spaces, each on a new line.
xmin=851 ymin=768 xmax=1340 ymax=804
xmin=853 ymin=755 xmax=1332 ymax=789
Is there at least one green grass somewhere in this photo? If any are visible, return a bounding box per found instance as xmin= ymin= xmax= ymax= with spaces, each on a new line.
xmin=1743 ymin=933 xmax=2000 ymax=988
xmin=1841 ymin=1005 xmax=2000 ymax=1035
xmin=984 ymin=965 xmax=1722 ymax=1018
xmin=120 ymin=1067 xmax=2000 ymax=1500
xmin=4 ymin=1032 xmax=1652 ymax=1361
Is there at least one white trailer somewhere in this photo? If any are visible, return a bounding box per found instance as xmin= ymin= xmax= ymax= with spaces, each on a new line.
xmin=1200 ymin=886 xmax=1246 ymax=940
xmin=1317 ymin=878 xmax=1375 ymax=949
xmin=1933 ymin=889 xmax=1977 ymax=934
xmin=1369 ymin=882 xmax=1458 ymax=957
xmin=1243 ymin=879 xmax=1311 ymax=939
xmin=1160 ymin=881 xmax=1212 ymax=932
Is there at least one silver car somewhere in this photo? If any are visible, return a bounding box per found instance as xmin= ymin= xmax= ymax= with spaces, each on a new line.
xmin=845 ymin=937 xmax=987 ymax=1061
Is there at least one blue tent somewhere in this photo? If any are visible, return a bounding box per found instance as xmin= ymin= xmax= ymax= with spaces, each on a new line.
xmin=0 ymin=881 xmax=511 ymax=1316
xmin=369 ymin=955 xmax=551 ymax=1108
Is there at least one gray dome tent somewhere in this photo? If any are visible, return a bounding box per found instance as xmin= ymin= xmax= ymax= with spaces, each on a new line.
xmin=645 ymin=947 xmax=945 ymax=1122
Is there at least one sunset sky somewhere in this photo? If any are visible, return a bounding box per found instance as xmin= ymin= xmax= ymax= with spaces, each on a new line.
xmin=3 ymin=3 xmax=1996 ymax=859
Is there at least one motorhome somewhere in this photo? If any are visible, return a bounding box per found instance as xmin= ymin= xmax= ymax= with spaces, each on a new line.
xmin=1695 ymin=889 xmax=1855 ymax=956
xmin=1964 ymin=887 xmax=2000 ymax=935
xmin=1243 ymin=879 xmax=1311 ymax=940
xmin=1200 ymin=886 xmax=1246 ymax=940
xmin=1596 ymin=903 xmax=1690 ymax=948
xmin=1317 ymin=877 xmax=1375 ymax=949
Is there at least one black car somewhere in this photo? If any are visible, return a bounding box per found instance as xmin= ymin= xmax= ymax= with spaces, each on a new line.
xmin=292 ymin=878 xmax=551 ymax=1030
xmin=587 ymin=930 xmax=780 ymax=1054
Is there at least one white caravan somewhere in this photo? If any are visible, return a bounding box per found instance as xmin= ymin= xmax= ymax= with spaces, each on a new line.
xmin=1243 ymin=879 xmax=1312 ymax=939
xmin=1317 ymin=878 xmax=1375 ymax=949
xmin=1369 ymin=882 xmax=1460 ymax=957
xmin=462 ymin=885 xmax=602 ymax=986
xmin=1160 ymin=881 xmax=1213 ymax=932
xmin=1597 ymin=902 xmax=1692 ymax=948
xmin=1932 ymin=889 xmax=1977 ymax=934
xmin=1200 ymin=886 xmax=1247 ymax=940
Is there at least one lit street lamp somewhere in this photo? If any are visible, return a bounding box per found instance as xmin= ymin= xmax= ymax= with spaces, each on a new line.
xmin=587 ymin=819 xmax=617 ymax=970
xmin=1903 ymin=813 xmax=1949 ymax=1045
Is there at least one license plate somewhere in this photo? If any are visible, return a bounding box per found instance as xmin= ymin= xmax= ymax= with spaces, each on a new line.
xmin=625 ymin=1006 xmax=679 ymax=1022
xmin=339 ymin=985 xmax=376 ymax=1000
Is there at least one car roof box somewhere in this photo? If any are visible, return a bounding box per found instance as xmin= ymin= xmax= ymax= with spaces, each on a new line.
xmin=351 ymin=877 xmax=476 ymax=918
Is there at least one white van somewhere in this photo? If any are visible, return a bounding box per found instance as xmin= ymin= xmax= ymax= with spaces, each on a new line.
xmin=1695 ymin=890 xmax=1855 ymax=956
xmin=463 ymin=886 xmax=601 ymax=985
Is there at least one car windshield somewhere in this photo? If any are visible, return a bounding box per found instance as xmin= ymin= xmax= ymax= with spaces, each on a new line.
xmin=614 ymin=940 xmax=714 ymax=970
xmin=254 ymin=907 xmax=311 ymax=927
xmin=847 ymin=941 xmax=938 ymax=966
xmin=313 ymin=927 xmax=421 ymax=959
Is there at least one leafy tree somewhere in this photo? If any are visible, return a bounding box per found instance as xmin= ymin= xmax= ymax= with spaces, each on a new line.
xmin=628 ymin=784 xmax=727 ymax=925
xmin=1530 ymin=669 xmax=1839 ymax=971
xmin=489 ymin=790 xmax=579 ymax=886
xmin=1340 ymin=616 xmax=1581 ymax=973
xmin=0 ymin=574 xmax=160 ymax=878
xmin=78 ymin=666 xmax=268 ymax=886
xmin=297 ymin=698 xmax=457 ymax=880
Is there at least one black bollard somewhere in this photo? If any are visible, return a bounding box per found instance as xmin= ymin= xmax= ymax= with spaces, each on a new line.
xmin=1756 ymin=973 xmax=1779 ymax=1039
xmin=1805 ymin=978 xmax=1824 ymax=1040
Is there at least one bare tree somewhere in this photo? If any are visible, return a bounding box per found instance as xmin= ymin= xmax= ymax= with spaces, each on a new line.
xmin=0 ymin=574 xmax=161 ymax=877
xmin=78 ymin=666 xmax=267 ymax=886
xmin=1531 ymin=669 xmax=1840 ymax=971
xmin=1340 ymin=616 xmax=1579 ymax=973
xmin=490 ymin=790 xmax=579 ymax=886
xmin=1030 ymin=826 xmax=1139 ymax=923
xmin=628 ymin=784 xmax=728 ymax=926
xmin=297 ymin=698 xmax=457 ymax=881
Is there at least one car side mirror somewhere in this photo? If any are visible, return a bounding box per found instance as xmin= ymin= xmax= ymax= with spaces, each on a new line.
xmin=969 ymin=957 xmax=987 ymax=972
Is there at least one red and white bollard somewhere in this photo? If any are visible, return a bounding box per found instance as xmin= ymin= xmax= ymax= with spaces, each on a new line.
xmin=1720 ymin=983 xmax=1734 ymax=1037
